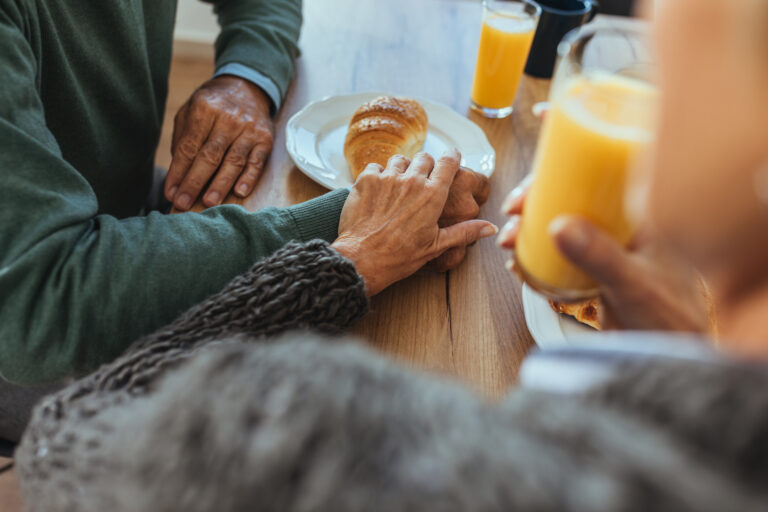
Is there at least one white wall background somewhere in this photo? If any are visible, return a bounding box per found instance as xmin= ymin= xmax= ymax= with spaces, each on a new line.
xmin=174 ymin=0 xmax=219 ymax=43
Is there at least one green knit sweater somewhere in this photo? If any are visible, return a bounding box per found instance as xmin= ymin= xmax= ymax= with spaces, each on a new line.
xmin=0 ymin=0 xmax=349 ymax=386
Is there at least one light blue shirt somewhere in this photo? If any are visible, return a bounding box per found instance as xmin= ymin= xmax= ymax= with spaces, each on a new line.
xmin=214 ymin=63 xmax=283 ymax=115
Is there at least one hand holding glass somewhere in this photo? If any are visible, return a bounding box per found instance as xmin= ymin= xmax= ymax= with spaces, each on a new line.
xmin=514 ymin=25 xmax=657 ymax=300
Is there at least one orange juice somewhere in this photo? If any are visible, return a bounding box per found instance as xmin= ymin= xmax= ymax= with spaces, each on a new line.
xmin=516 ymin=73 xmax=656 ymax=298
xmin=471 ymin=15 xmax=537 ymax=112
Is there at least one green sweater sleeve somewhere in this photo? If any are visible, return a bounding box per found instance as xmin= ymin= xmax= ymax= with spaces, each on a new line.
xmin=205 ymin=0 xmax=302 ymax=107
xmin=0 ymin=13 xmax=346 ymax=386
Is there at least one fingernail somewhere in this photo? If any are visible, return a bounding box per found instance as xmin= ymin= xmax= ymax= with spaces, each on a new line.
xmin=480 ymin=223 xmax=499 ymax=238
xmin=505 ymin=259 xmax=516 ymax=272
xmin=502 ymin=185 xmax=526 ymax=213
xmin=176 ymin=193 xmax=192 ymax=210
xmin=237 ymin=183 xmax=249 ymax=196
xmin=496 ymin=217 xmax=519 ymax=246
xmin=549 ymin=216 xmax=589 ymax=254
xmin=169 ymin=185 xmax=178 ymax=199
xmin=205 ymin=191 xmax=221 ymax=205
xmin=442 ymin=147 xmax=460 ymax=159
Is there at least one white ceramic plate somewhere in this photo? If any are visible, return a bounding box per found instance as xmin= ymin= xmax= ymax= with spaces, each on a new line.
xmin=285 ymin=92 xmax=496 ymax=189
xmin=521 ymin=284 xmax=604 ymax=349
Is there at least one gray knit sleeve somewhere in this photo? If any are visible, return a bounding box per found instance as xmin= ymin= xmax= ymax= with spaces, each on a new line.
xmin=74 ymin=238 xmax=368 ymax=396
xmin=583 ymin=359 xmax=768 ymax=486
xmin=18 ymin=337 xmax=768 ymax=512
xmin=15 ymin=240 xmax=368 ymax=512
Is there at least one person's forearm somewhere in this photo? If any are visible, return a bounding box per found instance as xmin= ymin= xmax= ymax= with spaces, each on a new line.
xmin=1 ymin=151 xmax=348 ymax=386
xmin=206 ymin=0 xmax=302 ymax=108
xmin=122 ymin=239 xmax=369 ymax=390
xmin=45 ymin=239 xmax=367 ymax=402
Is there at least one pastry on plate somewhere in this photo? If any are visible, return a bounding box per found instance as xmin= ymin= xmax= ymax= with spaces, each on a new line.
xmin=549 ymin=298 xmax=601 ymax=330
xmin=344 ymin=95 xmax=428 ymax=179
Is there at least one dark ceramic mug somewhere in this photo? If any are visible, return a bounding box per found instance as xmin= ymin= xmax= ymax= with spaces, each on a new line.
xmin=524 ymin=0 xmax=599 ymax=78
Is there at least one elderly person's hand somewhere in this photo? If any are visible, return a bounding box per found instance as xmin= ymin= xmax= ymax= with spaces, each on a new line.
xmin=427 ymin=165 xmax=491 ymax=271
xmin=332 ymin=149 xmax=497 ymax=296
xmin=164 ymin=75 xmax=274 ymax=211
xmin=498 ymin=178 xmax=712 ymax=333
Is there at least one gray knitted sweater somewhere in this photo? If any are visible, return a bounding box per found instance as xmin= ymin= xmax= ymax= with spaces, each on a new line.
xmin=15 ymin=240 xmax=768 ymax=511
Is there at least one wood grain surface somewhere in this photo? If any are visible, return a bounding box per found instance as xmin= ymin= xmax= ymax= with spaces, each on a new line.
xmin=156 ymin=2 xmax=640 ymax=397
xmin=243 ymin=0 xmax=549 ymax=395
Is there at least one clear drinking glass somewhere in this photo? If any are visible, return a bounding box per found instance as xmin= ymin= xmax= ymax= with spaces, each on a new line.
xmin=514 ymin=24 xmax=657 ymax=300
xmin=470 ymin=0 xmax=542 ymax=118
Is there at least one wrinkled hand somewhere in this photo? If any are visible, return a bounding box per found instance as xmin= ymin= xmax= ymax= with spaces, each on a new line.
xmin=369 ymin=159 xmax=491 ymax=271
xmin=165 ymin=75 xmax=274 ymax=211
xmin=498 ymin=177 xmax=711 ymax=333
xmin=332 ymin=149 xmax=498 ymax=296
xmin=427 ymin=164 xmax=491 ymax=271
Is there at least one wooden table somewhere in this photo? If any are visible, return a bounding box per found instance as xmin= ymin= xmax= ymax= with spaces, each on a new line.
xmin=253 ymin=1 xmax=640 ymax=396
xmin=240 ymin=0 xmax=550 ymax=396
xmin=2 ymin=3 xmax=642 ymax=509
xmin=165 ymin=3 xmax=641 ymax=398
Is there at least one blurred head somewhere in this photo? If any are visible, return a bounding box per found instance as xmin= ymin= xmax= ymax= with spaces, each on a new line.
xmin=645 ymin=0 xmax=768 ymax=295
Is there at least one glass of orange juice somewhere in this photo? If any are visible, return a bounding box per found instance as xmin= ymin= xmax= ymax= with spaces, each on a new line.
xmin=471 ymin=0 xmax=541 ymax=118
xmin=514 ymin=25 xmax=657 ymax=300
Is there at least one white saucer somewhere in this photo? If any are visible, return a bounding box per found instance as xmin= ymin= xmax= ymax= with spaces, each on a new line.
xmin=521 ymin=284 xmax=604 ymax=348
xmin=285 ymin=92 xmax=496 ymax=189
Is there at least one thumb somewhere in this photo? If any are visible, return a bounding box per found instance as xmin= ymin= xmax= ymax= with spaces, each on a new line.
xmin=549 ymin=216 xmax=635 ymax=288
xmin=435 ymin=220 xmax=498 ymax=254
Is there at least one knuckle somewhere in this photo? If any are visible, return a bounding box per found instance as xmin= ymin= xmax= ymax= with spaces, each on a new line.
xmin=437 ymin=155 xmax=457 ymax=167
xmin=221 ymin=115 xmax=242 ymax=130
xmin=239 ymin=112 xmax=255 ymax=125
xmin=246 ymin=124 xmax=272 ymax=144
xmin=177 ymin=138 xmax=200 ymax=160
xmin=247 ymin=154 xmax=266 ymax=170
xmin=477 ymin=185 xmax=491 ymax=204
xmin=416 ymin=153 xmax=435 ymax=169
xmin=257 ymin=129 xmax=274 ymax=146
xmin=200 ymin=141 xmax=225 ymax=164
xmin=223 ymin=151 xmax=248 ymax=168
xmin=191 ymin=94 xmax=211 ymax=107
xmin=407 ymin=176 xmax=426 ymax=191
xmin=389 ymin=154 xmax=408 ymax=166
xmin=357 ymin=172 xmax=376 ymax=186
xmin=242 ymin=168 xmax=260 ymax=181
xmin=242 ymin=124 xmax=257 ymax=138
xmin=382 ymin=173 xmax=397 ymax=186
xmin=183 ymin=176 xmax=206 ymax=191
xmin=453 ymin=173 xmax=470 ymax=190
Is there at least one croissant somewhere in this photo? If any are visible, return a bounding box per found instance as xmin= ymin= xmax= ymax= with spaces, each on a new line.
xmin=344 ymin=96 xmax=428 ymax=179
xmin=549 ymin=298 xmax=601 ymax=330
